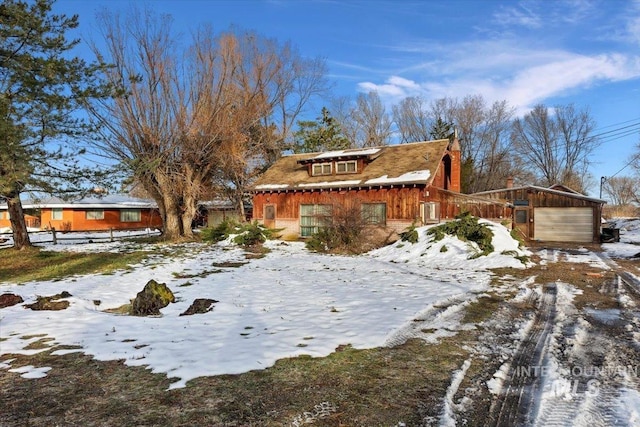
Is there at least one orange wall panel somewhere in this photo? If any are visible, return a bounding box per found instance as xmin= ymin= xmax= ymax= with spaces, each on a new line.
xmin=41 ymin=208 xmax=163 ymax=231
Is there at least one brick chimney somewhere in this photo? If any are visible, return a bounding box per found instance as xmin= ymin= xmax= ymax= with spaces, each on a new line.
xmin=506 ymin=177 xmax=514 ymax=189
xmin=448 ymin=131 xmax=461 ymax=192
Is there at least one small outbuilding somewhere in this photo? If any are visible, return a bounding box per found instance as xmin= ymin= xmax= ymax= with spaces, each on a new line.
xmin=473 ymin=184 xmax=606 ymax=243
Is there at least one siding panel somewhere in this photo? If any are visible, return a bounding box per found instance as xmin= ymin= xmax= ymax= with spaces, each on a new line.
xmin=534 ymin=207 xmax=593 ymax=242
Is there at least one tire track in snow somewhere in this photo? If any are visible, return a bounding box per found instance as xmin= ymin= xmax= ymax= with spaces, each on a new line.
xmin=532 ymin=270 xmax=640 ymax=427
xmin=383 ymin=295 xmax=476 ymax=347
xmin=487 ymin=282 xmax=557 ymax=427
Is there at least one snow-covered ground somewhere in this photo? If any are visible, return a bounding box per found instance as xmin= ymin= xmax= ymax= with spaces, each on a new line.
xmin=0 ymin=220 xmax=528 ymax=389
xmin=1 ymin=217 xmax=639 ymax=425
xmin=603 ymin=218 xmax=640 ymax=258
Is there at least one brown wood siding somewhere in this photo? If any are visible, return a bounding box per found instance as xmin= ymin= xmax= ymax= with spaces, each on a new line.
xmin=253 ymin=186 xmax=425 ymax=222
xmin=473 ymin=188 xmax=604 ymax=242
xmin=475 ymin=188 xmax=601 ymax=208
xmin=254 ymin=186 xmax=509 ymax=226
xmin=428 ymin=187 xmax=511 ymax=221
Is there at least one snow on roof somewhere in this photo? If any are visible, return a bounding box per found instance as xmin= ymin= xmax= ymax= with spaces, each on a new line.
xmin=254 ymin=184 xmax=290 ymax=190
xmin=313 ymin=148 xmax=381 ymax=159
xmin=22 ymin=195 xmax=158 ymax=209
xmin=298 ymin=180 xmax=362 ymax=188
xmin=365 ymin=170 xmax=431 ymax=185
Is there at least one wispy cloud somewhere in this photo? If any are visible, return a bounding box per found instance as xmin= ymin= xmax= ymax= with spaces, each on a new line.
xmin=626 ymin=1 xmax=640 ymax=45
xmin=346 ymin=0 xmax=640 ymax=117
xmin=358 ymin=47 xmax=640 ymax=115
xmin=492 ymin=3 xmax=542 ymax=29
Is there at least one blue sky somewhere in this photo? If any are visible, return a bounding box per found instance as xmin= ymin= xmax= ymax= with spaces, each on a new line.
xmin=54 ymin=0 xmax=640 ymax=196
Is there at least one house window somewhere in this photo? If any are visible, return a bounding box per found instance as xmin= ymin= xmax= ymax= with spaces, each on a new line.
xmin=422 ymin=202 xmax=440 ymax=223
xmin=515 ymin=209 xmax=528 ymax=224
xmin=336 ymin=160 xmax=357 ymax=174
xmin=85 ymin=209 xmax=104 ymax=220
xmin=120 ymin=209 xmax=141 ymax=222
xmin=312 ymin=163 xmax=332 ymax=176
xmin=361 ymin=203 xmax=386 ymax=225
xmin=51 ymin=208 xmax=63 ymax=220
xmin=300 ymin=204 xmax=332 ymax=237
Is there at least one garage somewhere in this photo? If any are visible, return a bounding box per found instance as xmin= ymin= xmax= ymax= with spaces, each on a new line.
xmin=472 ymin=185 xmax=605 ymax=243
xmin=534 ymin=207 xmax=594 ymax=243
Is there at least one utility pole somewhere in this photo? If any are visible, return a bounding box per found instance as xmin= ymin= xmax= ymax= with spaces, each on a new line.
xmin=599 ymin=176 xmax=607 ymax=200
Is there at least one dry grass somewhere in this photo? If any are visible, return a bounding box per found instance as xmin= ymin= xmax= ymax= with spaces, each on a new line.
xmin=1 ymin=244 xmax=633 ymax=426
xmin=0 ymin=247 xmax=151 ymax=284
xmin=1 ymin=337 xmax=474 ymax=426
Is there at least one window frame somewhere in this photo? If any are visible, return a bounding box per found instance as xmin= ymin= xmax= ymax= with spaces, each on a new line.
xmin=51 ymin=208 xmax=63 ymax=220
xmin=300 ymin=204 xmax=332 ymax=237
xmin=120 ymin=209 xmax=142 ymax=223
xmin=421 ymin=202 xmax=440 ymax=224
xmin=311 ymin=162 xmax=332 ymax=176
xmin=85 ymin=209 xmax=104 ymax=220
xmin=336 ymin=160 xmax=357 ymax=174
xmin=361 ymin=202 xmax=386 ymax=225
xmin=515 ymin=209 xmax=528 ymax=224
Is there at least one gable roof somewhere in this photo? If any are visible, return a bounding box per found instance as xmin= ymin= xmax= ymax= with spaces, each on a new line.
xmin=0 ymin=195 xmax=159 ymax=210
xmin=473 ymin=185 xmax=606 ymax=204
xmin=253 ymin=139 xmax=451 ymax=191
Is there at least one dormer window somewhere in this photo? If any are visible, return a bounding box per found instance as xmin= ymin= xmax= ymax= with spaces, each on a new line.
xmin=336 ymin=160 xmax=357 ymax=174
xmin=312 ymin=162 xmax=332 ymax=176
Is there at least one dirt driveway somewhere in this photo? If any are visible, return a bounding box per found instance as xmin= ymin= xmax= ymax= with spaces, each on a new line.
xmin=454 ymin=245 xmax=640 ymax=426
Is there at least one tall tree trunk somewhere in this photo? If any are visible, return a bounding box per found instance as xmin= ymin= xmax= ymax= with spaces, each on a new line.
xmin=235 ymin=189 xmax=246 ymax=222
xmin=6 ymin=190 xmax=32 ymax=249
xmin=179 ymin=169 xmax=199 ymax=238
xmin=162 ymin=194 xmax=183 ymax=240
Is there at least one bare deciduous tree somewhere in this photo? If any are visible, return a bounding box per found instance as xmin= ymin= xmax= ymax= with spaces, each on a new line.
xmin=87 ymin=9 xmax=326 ymax=238
xmin=603 ymin=176 xmax=640 ymax=206
xmin=427 ymin=95 xmax=515 ymax=193
xmin=333 ymin=92 xmax=392 ymax=147
xmin=511 ymin=104 xmax=600 ymax=193
xmin=392 ymin=96 xmax=433 ymax=143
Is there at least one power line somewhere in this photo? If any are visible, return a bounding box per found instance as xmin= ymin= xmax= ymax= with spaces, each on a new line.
xmin=608 ymin=151 xmax=640 ymax=179
xmin=592 ymin=121 xmax=640 ymax=138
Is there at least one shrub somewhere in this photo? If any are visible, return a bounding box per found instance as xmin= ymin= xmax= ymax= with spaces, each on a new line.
xmin=509 ymin=228 xmax=525 ymax=248
xmin=200 ymin=219 xmax=238 ymax=243
xmin=201 ymin=220 xmax=279 ymax=247
xmin=233 ymin=222 xmax=274 ymax=246
xmin=304 ymin=199 xmax=389 ymax=254
xmin=399 ymin=221 xmax=419 ymax=244
xmin=427 ymin=212 xmax=494 ymax=256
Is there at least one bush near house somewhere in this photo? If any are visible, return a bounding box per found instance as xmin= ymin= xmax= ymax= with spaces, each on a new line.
xmin=426 ymin=212 xmax=494 ymax=256
xmin=200 ymin=220 xmax=280 ymax=247
xmin=305 ymin=200 xmax=391 ymax=255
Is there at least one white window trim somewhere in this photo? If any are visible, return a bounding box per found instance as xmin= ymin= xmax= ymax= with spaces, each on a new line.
xmin=312 ymin=162 xmax=332 ymax=176
xmin=85 ymin=209 xmax=104 ymax=220
xmin=336 ymin=160 xmax=357 ymax=174
xmin=51 ymin=208 xmax=63 ymax=220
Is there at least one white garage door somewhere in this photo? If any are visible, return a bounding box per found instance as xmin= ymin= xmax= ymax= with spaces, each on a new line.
xmin=534 ymin=207 xmax=594 ymax=242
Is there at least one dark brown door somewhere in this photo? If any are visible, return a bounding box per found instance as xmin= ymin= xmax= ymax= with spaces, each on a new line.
xmin=264 ymin=205 xmax=276 ymax=229
xmin=514 ymin=207 xmax=530 ymax=240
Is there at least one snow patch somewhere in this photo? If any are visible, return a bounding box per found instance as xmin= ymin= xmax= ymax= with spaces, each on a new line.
xmin=441 ymin=359 xmax=472 ymax=427
xmin=8 ymin=365 xmax=52 ymax=379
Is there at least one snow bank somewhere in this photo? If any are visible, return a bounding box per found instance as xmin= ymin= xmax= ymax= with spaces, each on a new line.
xmin=369 ymin=220 xmax=531 ymax=269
